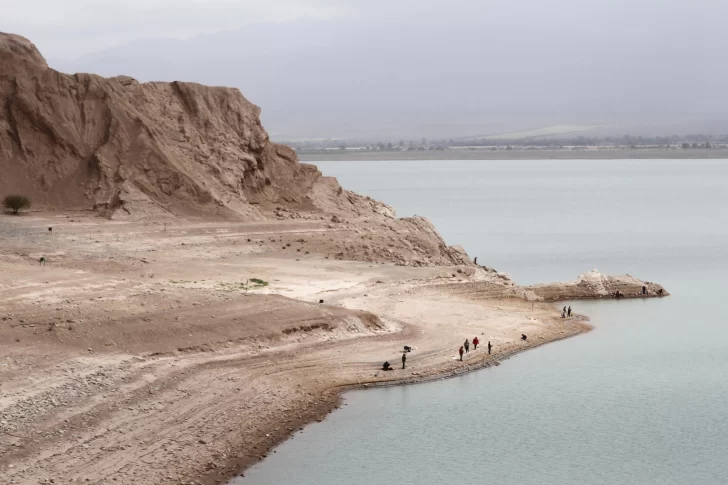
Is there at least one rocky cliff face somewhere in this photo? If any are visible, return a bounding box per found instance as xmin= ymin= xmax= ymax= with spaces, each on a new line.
xmin=0 ymin=33 xmax=472 ymax=266
xmin=0 ymin=33 xmax=380 ymax=220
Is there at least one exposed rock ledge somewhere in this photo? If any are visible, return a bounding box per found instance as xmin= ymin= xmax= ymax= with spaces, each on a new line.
xmin=528 ymin=269 xmax=669 ymax=302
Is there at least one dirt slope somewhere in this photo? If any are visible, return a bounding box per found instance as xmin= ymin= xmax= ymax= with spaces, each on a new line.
xmin=1 ymin=32 xmax=472 ymax=266
xmin=0 ymin=33 xmax=379 ymax=220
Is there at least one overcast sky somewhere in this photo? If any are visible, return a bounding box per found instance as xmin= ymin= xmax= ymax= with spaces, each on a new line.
xmin=3 ymin=0 xmax=725 ymax=59
xmin=1 ymin=0 xmax=347 ymax=58
xmin=3 ymin=0 xmax=727 ymax=139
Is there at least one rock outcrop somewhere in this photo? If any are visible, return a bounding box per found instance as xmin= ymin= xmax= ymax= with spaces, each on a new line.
xmin=0 ymin=32 xmax=471 ymax=266
xmin=529 ymin=269 xmax=669 ymax=301
xmin=0 ymin=33 xmax=384 ymax=221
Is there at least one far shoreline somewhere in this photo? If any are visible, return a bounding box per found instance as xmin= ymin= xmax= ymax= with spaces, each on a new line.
xmin=297 ymin=148 xmax=728 ymax=162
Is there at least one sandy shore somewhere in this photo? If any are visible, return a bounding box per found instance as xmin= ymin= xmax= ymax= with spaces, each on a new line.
xmin=1 ymin=213 xmax=630 ymax=485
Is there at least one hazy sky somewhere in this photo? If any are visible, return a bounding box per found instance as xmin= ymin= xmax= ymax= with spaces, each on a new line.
xmin=1 ymin=0 xmax=346 ymax=58
xmin=4 ymin=0 xmax=725 ymax=59
xmin=3 ymin=0 xmax=727 ymax=139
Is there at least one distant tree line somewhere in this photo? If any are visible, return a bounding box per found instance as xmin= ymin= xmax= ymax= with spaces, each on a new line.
xmin=284 ymin=133 xmax=728 ymax=152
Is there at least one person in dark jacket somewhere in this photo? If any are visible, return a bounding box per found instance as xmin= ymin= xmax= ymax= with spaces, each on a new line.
xmin=459 ymin=346 xmax=464 ymax=361
xmin=487 ymin=341 xmax=492 ymax=354
xmin=567 ymin=306 xmax=572 ymax=317
xmin=464 ymin=339 xmax=470 ymax=353
xmin=402 ymin=352 xmax=407 ymax=369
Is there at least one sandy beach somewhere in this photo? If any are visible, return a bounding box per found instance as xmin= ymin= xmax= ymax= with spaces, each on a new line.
xmin=0 ymin=212 xmax=606 ymax=485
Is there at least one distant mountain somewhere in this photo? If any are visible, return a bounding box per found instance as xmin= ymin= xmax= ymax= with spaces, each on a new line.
xmin=51 ymin=17 xmax=728 ymax=140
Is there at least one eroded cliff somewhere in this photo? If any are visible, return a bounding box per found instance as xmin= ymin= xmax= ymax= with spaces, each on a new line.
xmin=0 ymin=32 xmax=471 ymax=266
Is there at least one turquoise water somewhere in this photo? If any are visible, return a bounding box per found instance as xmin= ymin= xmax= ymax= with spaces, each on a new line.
xmin=233 ymin=160 xmax=728 ymax=485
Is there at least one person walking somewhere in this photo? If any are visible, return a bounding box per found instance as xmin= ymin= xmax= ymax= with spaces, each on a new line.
xmin=402 ymin=352 xmax=407 ymax=369
xmin=464 ymin=339 xmax=470 ymax=353
xmin=567 ymin=306 xmax=572 ymax=317
xmin=473 ymin=337 xmax=479 ymax=350
xmin=487 ymin=341 xmax=492 ymax=355
xmin=562 ymin=306 xmax=567 ymax=315
xmin=459 ymin=346 xmax=464 ymax=361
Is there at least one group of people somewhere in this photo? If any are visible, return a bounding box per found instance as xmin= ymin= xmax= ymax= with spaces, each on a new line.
xmin=614 ymin=287 xmax=664 ymax=299
xmin=382 ymin=304 xmax=592 ymax=371
xmin=458 ymin=337 xmax=492 ymax=361
xmin=383 ymin=345 xmax=412 ymax=370
xmin=384 ymin=337 xmax=496 ymax=370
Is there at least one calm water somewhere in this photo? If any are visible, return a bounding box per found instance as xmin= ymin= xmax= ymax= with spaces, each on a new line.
xmin=234 ymin=160 xmax=728 ymax=485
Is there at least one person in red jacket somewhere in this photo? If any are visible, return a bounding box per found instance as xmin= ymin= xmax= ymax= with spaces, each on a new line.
xmin=473 ymin=337 xmax=479 ymax=350
xmin=459 ymin=346 xmax=464 ymax=361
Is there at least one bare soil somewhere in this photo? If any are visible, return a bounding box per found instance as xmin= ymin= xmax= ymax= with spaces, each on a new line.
xmin=0 ymin=212 xmax=590 ymax=485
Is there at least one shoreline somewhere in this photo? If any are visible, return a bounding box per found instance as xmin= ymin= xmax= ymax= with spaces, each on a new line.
xmin=0 ymin=214 xmax=659 ymax=485
xmin=223 ymin=313 xmax=592 ymax=484
xmin=297 ymin=148 xmax=728 ymax=162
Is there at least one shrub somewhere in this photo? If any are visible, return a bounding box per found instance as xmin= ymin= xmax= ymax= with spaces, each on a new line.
xmin=3 ymin=195 xmax=31 ymax=214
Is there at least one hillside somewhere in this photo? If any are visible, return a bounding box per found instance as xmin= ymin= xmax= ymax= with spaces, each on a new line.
xmin=1 ymin=32 xmax=473 ymax=267
xmin=0 ymin=33 xmax=375 ymax=221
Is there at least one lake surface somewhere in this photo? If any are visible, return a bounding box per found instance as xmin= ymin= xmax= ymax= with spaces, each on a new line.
xmin=233 ymin=160 xmax=728 ymax=485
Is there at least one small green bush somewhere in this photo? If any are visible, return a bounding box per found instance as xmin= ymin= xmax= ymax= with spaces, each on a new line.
xmin=3 ymin=195 xmax=31 ymax=214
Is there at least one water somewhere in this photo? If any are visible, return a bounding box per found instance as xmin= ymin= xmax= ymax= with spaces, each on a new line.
xmin=233 ymin=159 xmax=728 ymax=485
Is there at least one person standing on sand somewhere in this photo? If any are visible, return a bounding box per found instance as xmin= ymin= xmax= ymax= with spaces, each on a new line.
xmin=402 ymin=352 xmax=407 ymax=369
xmin=459 ymin=346 xmax=464 ymax=361
xmin=567 ymin=306 xmax=572 ymax=317
xmin=39 ymin=256 xmax=46 ymax=266
xmin=474 ymin=257 xmax=478 ymax=265
xmin=464 ymin=339 xmax=470 ymax=353
xmin=473 ymin=337 xmax=479 ymax=350
xmin=563 ymin=306 xmax=567 ymax=315
xmin=488 ymin=341 xmax=492 ymax=355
